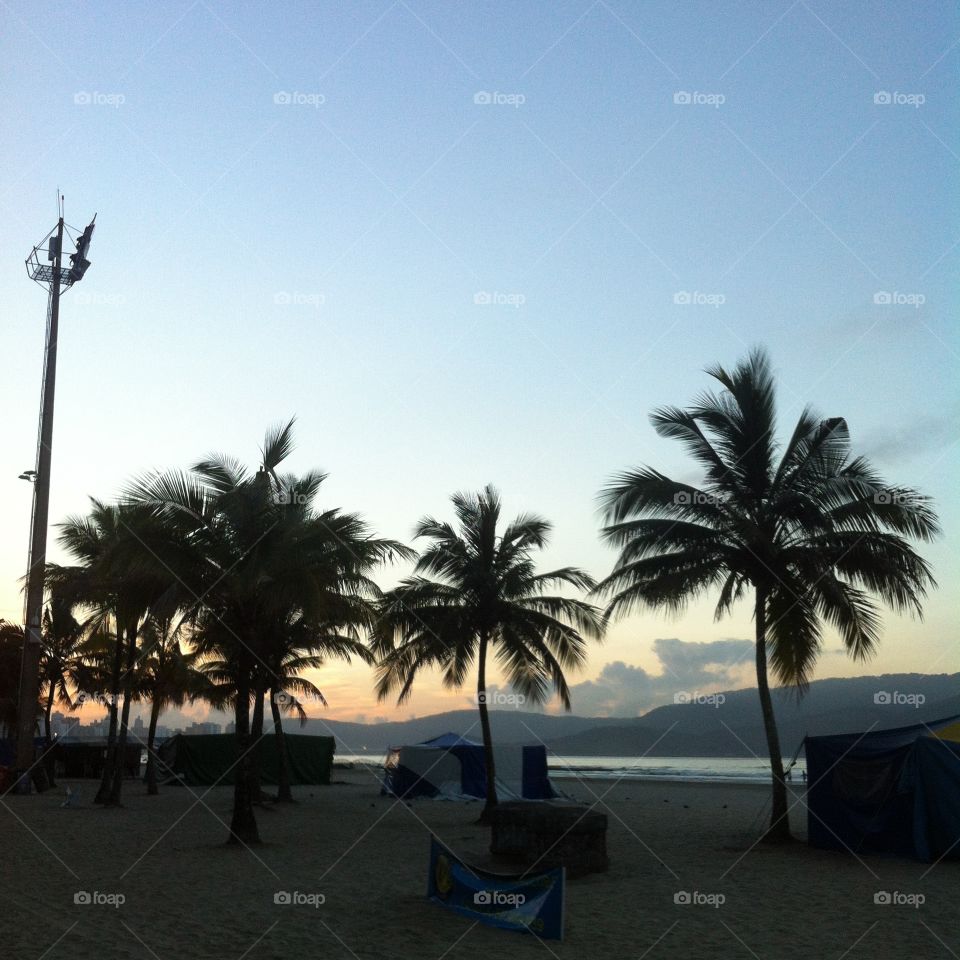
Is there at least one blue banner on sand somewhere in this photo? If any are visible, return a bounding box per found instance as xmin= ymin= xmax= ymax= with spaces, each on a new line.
xmin=427 ymin=836 xmax=564 ymax=940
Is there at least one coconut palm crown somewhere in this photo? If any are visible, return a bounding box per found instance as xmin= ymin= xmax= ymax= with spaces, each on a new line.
xmin=372 ymin=484 xmax=606 ymax=819
xmin=595 ymin=348 xmax=939 ymax=840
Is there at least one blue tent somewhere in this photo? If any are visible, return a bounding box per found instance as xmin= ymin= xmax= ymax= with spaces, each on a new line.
xmin=805 ymin=715 xmax=960 ymax=861
xmin=382 ymin=733 xmax=555 ymax=800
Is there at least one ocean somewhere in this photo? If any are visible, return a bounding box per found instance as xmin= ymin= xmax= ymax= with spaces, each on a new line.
xmin=335 ymin=753 xmax=807 ymax=784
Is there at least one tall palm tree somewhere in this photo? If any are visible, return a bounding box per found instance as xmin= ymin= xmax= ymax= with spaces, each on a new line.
xmin=372 ymin=485 xmax=606 ymax=822
xmin=127 ymin=420 xmax=407 ymax=843
xmin=37 ymin=593 xmax=87 ymax=786
xmin=595 ymin=348 xmax=939 ymax=841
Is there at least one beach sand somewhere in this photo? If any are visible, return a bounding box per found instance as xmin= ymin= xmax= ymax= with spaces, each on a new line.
xmin=2 ymin=769 xmax=955 ymax=959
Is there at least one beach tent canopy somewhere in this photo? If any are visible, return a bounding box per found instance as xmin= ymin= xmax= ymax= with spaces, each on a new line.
xmin=159 ymin=733 xmax=334 ymax=787
xmin=382 ymin=732 xmax=555 ymax=800
xmin=805 ymin=715 xmax=960 ymax=861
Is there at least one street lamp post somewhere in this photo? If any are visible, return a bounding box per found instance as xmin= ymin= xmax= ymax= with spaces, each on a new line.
xmin=14 ymin=203 xmax=95 ymax=791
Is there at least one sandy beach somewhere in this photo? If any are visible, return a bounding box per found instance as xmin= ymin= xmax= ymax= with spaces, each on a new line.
xmin=2 ymin=769 xmax=955 ymax=960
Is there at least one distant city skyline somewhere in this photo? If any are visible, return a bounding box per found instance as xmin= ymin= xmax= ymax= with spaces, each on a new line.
xmin=2 ymin=1 xmax=957 ymax=722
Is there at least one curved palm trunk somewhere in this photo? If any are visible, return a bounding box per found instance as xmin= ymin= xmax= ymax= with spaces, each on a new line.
xmin=477 ymin=633 xmax=498 ymax=824
xmin=270 ymin=689 xmax=293 ymax=802
xmin=755 ymin=586 xmax=791 ymax=842
xmin=108 ymin=624 xmax=139 ymax=805
xmin=229 ymin=653 xmax=259 ymax=844
xmin=95 ymin=626 xmax=124 ymax=804
xmin=145 ymin=696 xmax=161 ymax=795
xmin=43 ymin=683 xmax=57 ymax=788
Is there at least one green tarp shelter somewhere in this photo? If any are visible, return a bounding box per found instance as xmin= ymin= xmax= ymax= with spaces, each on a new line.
xmin=159 ymin=733 xmax=334 ymax=786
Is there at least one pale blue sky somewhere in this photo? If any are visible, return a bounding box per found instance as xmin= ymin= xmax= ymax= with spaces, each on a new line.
xmin=1 ymin=1 xmax=957 ymax=720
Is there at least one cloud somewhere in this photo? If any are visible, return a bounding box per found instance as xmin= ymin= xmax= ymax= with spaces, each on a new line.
xmin=860 ymin=414 xmax=960 ymax=465
xmin=567 ymin=638 xmax=755 ymax=717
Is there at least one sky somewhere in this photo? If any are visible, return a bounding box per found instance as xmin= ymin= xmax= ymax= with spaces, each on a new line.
xmin=1 ymin=0 xmax=957 ymax=724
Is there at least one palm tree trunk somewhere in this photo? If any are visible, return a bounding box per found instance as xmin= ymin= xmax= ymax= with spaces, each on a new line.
xmin=95 ymin=626 xmax=124 ymax=804
xmin=270 ymin=689 xmax=293 ymax=802
xmin=476 ymin=632 xmax=498 ymax=824
xmin=229 ymin=653 xmax=259 ymax=844
xmin=249 ymin=683 xmax=267 ymax=802
xmin=108 ymin=624 xmax=138 ymax=805
xmin=755 ymin=586 xmax=792 ymax=842
xmin=43 ymin=683 xmax=57 ymax=788
xmin=145 ymin=696 xmax=161 ymax=795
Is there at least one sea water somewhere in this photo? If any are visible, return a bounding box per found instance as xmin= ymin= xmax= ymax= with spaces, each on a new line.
xmin=335 ymin=753 xmax=806 ymax=784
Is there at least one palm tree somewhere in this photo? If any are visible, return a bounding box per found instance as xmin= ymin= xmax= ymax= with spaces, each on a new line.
xmin=137 ymin=615 xmax=207 ymax=794
xmin=372 ymin=485 xmax=606 ymax=822
xmin=37 ymin=593 xmax=87 ymax=786
xmin=53 ymin=501 xmax=175 ymax=805
xmin=595 ymin=348 xmax=939 ymax=841
xmin=127 ymin=419 xmax=407 ymax=843
xmin=0 ymin=623 xmax=26 ymax=741
xmin=267 ymin=621 xmax=374 ymax=802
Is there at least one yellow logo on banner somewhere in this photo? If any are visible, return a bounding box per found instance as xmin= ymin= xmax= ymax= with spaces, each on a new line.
xmin=435 ymin=854 xmax=453 ymax=899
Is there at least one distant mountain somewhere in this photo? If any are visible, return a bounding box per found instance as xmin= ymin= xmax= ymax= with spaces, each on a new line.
xmin=302 ymin=672 xmax=959 ymax=758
